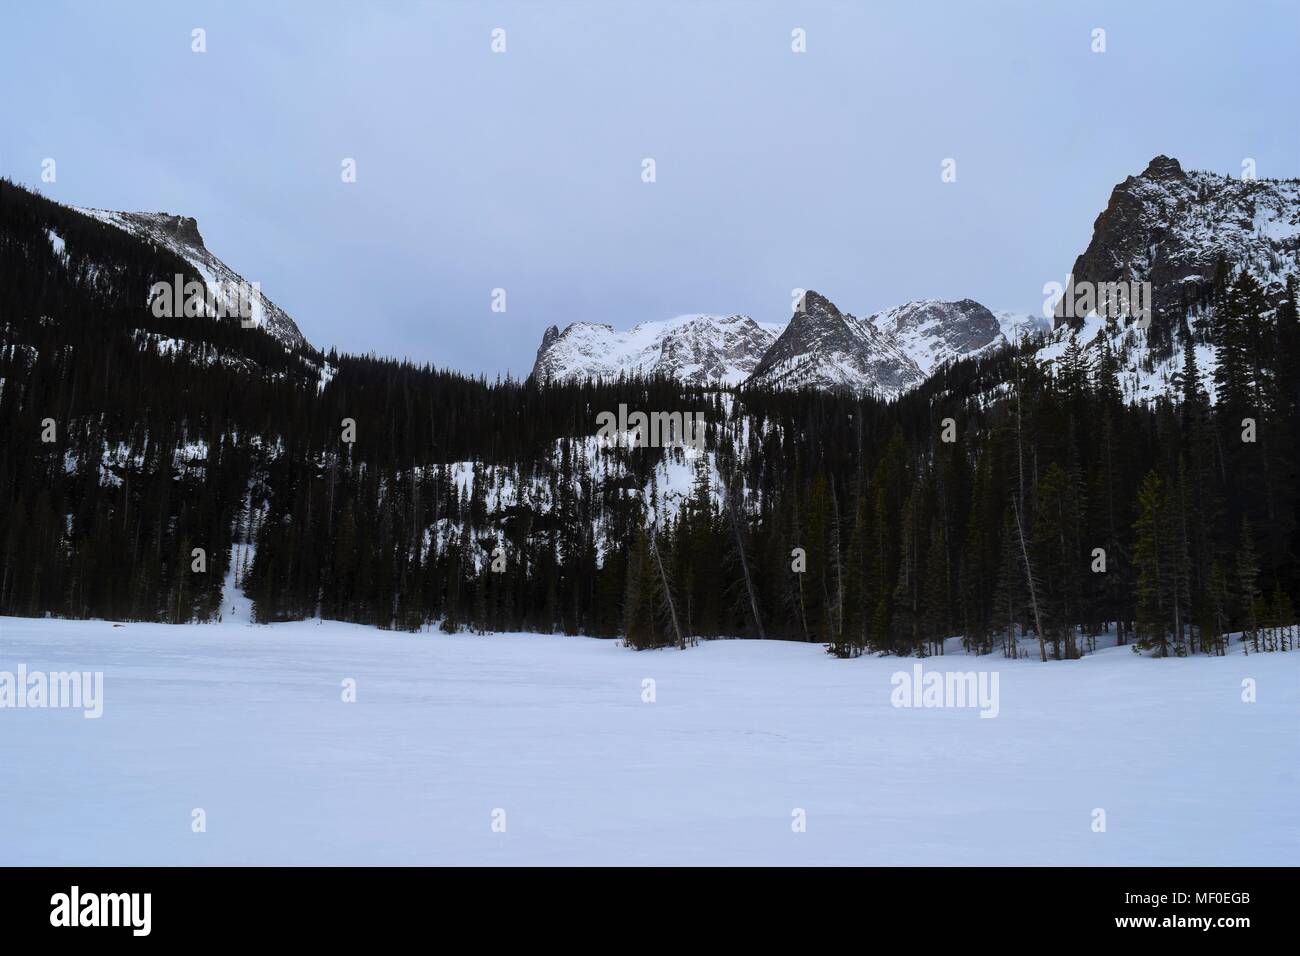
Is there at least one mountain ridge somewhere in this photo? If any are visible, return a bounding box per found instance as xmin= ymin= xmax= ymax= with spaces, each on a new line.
xmin=531 ymin=291 xmax=1046 ymax=399
xmin=75 ymin=206 xmax=311 ymax=353
xmin=530 ymin=312 xmax=783 ymax=385
xmin=1057 ymin=154 xmax=1300 ymax=331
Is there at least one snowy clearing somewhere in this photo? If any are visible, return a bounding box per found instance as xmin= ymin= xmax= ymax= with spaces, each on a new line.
xmin=0 ymin=614 xmax=1295 ymax=866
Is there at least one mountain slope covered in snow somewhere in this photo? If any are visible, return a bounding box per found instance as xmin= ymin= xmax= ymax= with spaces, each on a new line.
xmin=1058 ymin=155 xmax=1300 ymax=331
xmin=1039 ymin=156 xmax=1300 ymax=405
xmin=868 ymin=299 xmax=1048 ymax=377
xmin=532 ymin=295 xmax=1048 ymax=399
xmin=531 ymin=313 xmax=782 ymax=385
xmin=747 ymin=290 xmax=924 ymax=397
xmin=75 ymin=208 xmax=310 ymax=352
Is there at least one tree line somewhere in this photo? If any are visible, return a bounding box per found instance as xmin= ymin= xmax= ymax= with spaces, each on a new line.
xmin=2 ymin=178 xmax=1297 ymax=657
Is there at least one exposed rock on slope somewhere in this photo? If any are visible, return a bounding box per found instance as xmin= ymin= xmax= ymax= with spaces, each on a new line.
xmin=1057 ymin=154 xmax=1300 ymax=329
xmin=76 ymin=208 xmax=310 ymax=351
xmin=747 ymin=290 xmax=924 ymax=397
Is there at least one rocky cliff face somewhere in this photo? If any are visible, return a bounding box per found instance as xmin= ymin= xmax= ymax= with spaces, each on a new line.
xmin=747 ymin=290 xmax=925 ymax=397
xmin=1037 ymin=156 xmax=1300 ymax=406
xmin=531 ymin=157 xmax=1296 ymax=402
xmin=76 ymin=207 xmax=310 ymax=352
xmin=1057 ymin=154 xmax=1300 ymax=329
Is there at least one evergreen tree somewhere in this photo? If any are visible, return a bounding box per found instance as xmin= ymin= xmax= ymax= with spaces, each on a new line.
xmin=1133 ymin=471 xmax=1170 ymax=656
xmin=1235 ymin=518 xmax=1261 ymax=653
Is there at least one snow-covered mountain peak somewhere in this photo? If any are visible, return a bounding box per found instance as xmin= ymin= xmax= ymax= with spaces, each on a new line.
xmin=1036 ymin=156 xmax=1300 ymax=406
xmin=1058 ymin=155 xmax=1300 ymax=330
xmin=747 ymin=290 xmax=924 ymax=397
xmin=867 ymin=298 xmax=1039 ymax=376
xmin=531 ymin=312 xmax=782 ymax=385
xmin=531 ymin=291 xmax=1040 ymax=398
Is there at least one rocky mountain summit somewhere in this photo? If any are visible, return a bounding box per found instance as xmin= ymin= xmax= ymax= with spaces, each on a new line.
xmin=1057 ymin=154 xmax=1300 ymax=330
xmin=76 ymin=207 xmax=310 ymax=351
xmin=747 ymin=291 xmax=925 ymax=397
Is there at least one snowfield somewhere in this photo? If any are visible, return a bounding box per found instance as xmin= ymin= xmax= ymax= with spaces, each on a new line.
xmin=0 ymin=611 xmax=1295 ymax=866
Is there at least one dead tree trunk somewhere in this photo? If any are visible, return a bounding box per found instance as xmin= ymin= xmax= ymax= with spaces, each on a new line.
xmin=1014 ymin=502 xmax=1047 ymax=662
xmin=1013 ymin=353 xmax=1047 ymax=662
xmin=727 ymin=482 xmax=765 ymax=640
xmin=648 ymin=524 xmax=686 ymax=649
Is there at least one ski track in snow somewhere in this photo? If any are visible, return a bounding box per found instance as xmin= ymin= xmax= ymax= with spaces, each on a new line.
xmin=1 ymin=606 xmax=1295 ymax=866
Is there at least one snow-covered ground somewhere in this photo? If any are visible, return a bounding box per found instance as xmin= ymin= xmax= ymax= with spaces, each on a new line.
xmin=0 ymin=610 xmax=1295 ymax=866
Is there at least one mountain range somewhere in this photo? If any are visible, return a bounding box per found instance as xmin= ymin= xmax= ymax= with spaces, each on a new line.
xmin=529 ymin=155 xmax=1300 ymax=403
xmin=532 ymin=292 xmax=1046 ymax=399
xmin=3 ymin=157 xmax=1296 ymax=648
xmin=12 ymin=153 xmax=1299 ymax=407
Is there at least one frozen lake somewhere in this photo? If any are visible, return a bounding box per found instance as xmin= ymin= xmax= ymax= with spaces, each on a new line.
xmin=1 ymin=613 xmax=1295 ymax=865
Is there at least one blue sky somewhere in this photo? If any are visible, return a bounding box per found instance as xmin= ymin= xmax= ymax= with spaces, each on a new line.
xmin=3 ymin=0 xmax=1297 ymax=376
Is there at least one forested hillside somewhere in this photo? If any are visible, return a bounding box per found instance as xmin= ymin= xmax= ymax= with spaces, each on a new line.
xmin=2 ymin=179 xmax=1297 ymax=658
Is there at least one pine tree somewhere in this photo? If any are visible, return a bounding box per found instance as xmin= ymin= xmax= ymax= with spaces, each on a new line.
xmin=1235 ymin=518 xmax=1261 ymax=653
xmin=920 ymin=519 xmax=949 ymax=654
xmin=1133 ymin=471 xmax=1170 ymax=656
xmin=839 ymin=484 xmax=868 ymax=656
xmin=1168 ymin=460 xmax=1193 ymax=655
xmin=1269 ymin=586 xmax=1295 ymax=652
xmin=622 ymin=525 xmax=660 ymax=650
xmin=1202 ymin=560 xmax=1230 ymax=656
xmin=1215 ymin=272 xmax=1265 ymax=415
xmin=991 ymin=509 xmax=1024 ymax=658
xmin=892 ymin=489 xmax=922 ymax=655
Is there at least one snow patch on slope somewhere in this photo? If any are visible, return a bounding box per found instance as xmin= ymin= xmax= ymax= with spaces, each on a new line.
xmin=1036 ymin=311 xmax=1220 ymax=406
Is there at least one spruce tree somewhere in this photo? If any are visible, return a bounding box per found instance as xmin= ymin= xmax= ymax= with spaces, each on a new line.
xmin=1133 ymin=471 xmax=1169 ymax=656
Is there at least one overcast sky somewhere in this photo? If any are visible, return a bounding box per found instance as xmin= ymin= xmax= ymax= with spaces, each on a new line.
xmin=3 ymin=0 xmax=1297 ymax=376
